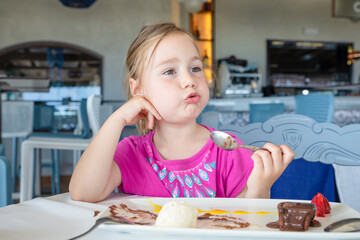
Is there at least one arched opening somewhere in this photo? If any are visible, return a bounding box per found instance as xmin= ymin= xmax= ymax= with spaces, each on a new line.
xmin=0 ymin=41 xmax=103 ymax=131
xmin=0 ymin=41 xmax=103 ymax=100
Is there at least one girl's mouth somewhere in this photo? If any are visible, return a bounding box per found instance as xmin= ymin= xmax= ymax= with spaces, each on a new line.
xmin=185 ymin=92 xmax=200 ymax=104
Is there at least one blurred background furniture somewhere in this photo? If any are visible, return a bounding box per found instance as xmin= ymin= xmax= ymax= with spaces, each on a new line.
xmin=120 ymin=125 xmax=138 ymax=141
xmin=1 ymin=101 xmax=34 ymax=198
xmin=219 ymin=114 xmax=360 ymax=211
xmin=0 ymin=78 xmax=49 ymax=205
xmin=249 ymin=102 xmax=284 ymax=123
xmin=20 ymin=94 xmax=101 ymax=201
xmin=197 ymin=105 xmax=219 ymax=129
xmin=0 ymin=155 xmax=12 ymax=207
xmin=86 ymin=94 xmax=101 ymax=136
xmin=28 ymin=98 xmax=91 ymax=195
xmin=295 ymin=92 xmax=335 ymax=123
xmin=20 ymin=138 xmax=91 ymax=202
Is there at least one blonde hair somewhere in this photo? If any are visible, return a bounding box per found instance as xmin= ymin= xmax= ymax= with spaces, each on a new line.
xmin=123 ymin=23 xmax=199 ymax=135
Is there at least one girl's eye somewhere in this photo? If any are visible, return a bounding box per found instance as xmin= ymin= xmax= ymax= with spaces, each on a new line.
xmin=164 ymin=69 xmax=175 ymax=75
xmin=190 ymin=67 xmax=202 ymax=73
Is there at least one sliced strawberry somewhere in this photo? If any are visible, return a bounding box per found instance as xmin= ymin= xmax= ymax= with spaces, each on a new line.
xmin=324 ymin=197 xmax=331 ymax=214
xmin=311 ymin=193 xmax=331 ymax=217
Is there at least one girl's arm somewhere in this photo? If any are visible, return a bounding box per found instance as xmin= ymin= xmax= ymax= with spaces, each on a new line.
xmin=237 ymin=143 xmax=294 ymax=198
xmin=69 ymin=96 xmax=161 ymax=202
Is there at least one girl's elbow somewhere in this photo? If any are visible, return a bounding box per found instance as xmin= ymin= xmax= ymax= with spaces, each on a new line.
xmin=69 ymin=184 xmax=91 ymax=202
xmin=69 ymin=185 xmax=86 ymax=202
xmin=70 ymin=190 xmax=101 ymax=203
xmin=69 ymin=185 xmax=107 ymax=203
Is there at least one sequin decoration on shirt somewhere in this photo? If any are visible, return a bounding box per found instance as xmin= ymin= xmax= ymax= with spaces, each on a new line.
xmin=146 ymin=143 xmax=217 ymax=198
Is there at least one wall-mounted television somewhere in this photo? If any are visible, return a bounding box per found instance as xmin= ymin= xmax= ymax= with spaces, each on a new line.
xmin=266 ymin=39 xmax=353 ymax=95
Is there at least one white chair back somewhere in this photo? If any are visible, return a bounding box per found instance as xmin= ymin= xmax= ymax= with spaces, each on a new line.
xmin=86 ymin=94 xmax=101 ymax=136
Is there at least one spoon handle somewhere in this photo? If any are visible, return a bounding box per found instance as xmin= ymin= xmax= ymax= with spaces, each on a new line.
xmin=236 ymin=144 xmax=267 ymax=152
xmin=69 ymin=217 xmax=132 ymax=239
xmin=69 ymin=217 xmax=113 ymax=240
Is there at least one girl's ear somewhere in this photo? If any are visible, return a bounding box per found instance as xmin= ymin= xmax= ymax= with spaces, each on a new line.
xmin=129 ymin=78 xmax=143 ymax=96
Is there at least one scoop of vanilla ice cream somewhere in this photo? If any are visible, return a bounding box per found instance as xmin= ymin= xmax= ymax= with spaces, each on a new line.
xmin=155 ymin=201 xmax=199 ymax=228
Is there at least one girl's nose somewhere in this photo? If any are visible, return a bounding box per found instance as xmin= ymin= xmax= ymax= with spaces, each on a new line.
xmin=180 ymin=71 xmax=197 ymax=88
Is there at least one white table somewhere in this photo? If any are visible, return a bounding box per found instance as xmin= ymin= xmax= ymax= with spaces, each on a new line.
xmin=0 ymin=192 xmax=231 ymax=240
xmin=20 ymin=137 xmax=91 ymax=202
xmin=2 ymin=192 xmax=360 ymax=240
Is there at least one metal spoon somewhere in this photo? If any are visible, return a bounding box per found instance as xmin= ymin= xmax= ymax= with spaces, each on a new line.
xmin=210 ymin=131 xmax=266 ymax=151
xmin=69 ymin=216 xmax=134 ymax=240
xmin=324 ymin=218 xmax=360 ymax=232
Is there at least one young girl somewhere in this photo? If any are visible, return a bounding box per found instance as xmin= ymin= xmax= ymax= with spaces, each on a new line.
xmin=69 ymin=23 xmax=294 ymax=203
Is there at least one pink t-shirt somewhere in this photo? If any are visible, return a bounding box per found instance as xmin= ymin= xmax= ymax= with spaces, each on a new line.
xmin=114 ymin=125 xmax=254 ymax=198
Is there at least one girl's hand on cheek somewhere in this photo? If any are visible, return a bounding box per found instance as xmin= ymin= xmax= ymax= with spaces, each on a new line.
xmin=246 ymin=143 xmax=294 ymax=198
xmin=115 ymin=96 xmax=162 ymax=128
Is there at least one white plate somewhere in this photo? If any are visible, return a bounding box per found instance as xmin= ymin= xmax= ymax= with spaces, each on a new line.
xmin=98 ymin=198 xmax=360 ymax=239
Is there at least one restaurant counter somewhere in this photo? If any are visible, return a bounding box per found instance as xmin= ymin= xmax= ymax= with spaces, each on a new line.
xmin=208 ymin=96 xmax=360 ymax=112
xmin=207 ymin=96 xmax=360 ymax=127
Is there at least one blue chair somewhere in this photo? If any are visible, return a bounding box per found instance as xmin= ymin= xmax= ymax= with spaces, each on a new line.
xmin=33 ymin=104 xmax=56 ymax=132
xmin=219 ymin=114 xmax=360 ymax=208
xmin=249 ymin=103 xmax=284 ymax=123
xmin=0 ymin=154 xmax=12 ymax=207
xmin=295 ymin=92 xmax=334 ymax=123
xmin=120 ymin=125 xmax=138 ymax=141
xmin=197 ymin=105 xmax=216 ymax=124
xmin=197 ymin=105 xmax=220 ymax=129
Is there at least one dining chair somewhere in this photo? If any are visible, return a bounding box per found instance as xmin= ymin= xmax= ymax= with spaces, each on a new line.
xmin=249 ymin=102 xmax=284 ymax=123
xmin=295 ymin=92 xmax=334 ymax=123
xmin=197 ymin=105 xmax=219 ymax=129
xmin=120 ymin=125 xmax=139 ymax=141
xmin=28 ymin=98 xmax=90 ymax=195
xmin=25 ymin=94 xmax=101 ymax=196
xmin=20 ymin=95 xmax=101 ymax=202
xmin=86 ymin=94 xmax=101 ymax=136
xmin=219 ymin=114 xmax=360 ymax=211
xmin=0 ymin=155 xmax=12 ymax=207
xmin=1 ymin=101 xmax=34 ymax=197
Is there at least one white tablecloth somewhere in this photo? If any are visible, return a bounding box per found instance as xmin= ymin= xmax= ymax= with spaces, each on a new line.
xmin=0 ymin=193 xmax=222 ymax=240
xmin=0 ymin=193 xmax=149 ymax=240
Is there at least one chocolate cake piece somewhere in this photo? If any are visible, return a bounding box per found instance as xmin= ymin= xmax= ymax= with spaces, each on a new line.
xmin=277 ymin=202 xmax=316 ymax=231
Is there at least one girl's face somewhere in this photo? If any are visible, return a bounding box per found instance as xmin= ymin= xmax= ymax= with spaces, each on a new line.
xmin=141 ymin=33 xmax=209 ymax=124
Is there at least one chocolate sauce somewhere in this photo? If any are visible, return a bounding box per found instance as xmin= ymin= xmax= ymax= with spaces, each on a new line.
xmin=93 ymin=210 xmax=100 ymax=217
xmin=266 ymin=220 xmax=280 ymax=229
xmin=198 ymin=213 xmax=250 ymax=229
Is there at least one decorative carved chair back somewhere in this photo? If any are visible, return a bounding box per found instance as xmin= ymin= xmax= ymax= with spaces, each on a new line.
xmin=219 ymin=114 xmax=360 ymax=166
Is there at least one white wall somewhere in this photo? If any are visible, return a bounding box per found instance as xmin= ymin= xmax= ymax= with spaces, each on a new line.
xmin=215 ymin=0 xmax=360 ymax=86
xmin=2 ymin=0 xmax=360 ymax=97
xmin=0 ymin=0 xmax=172 ymax=101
